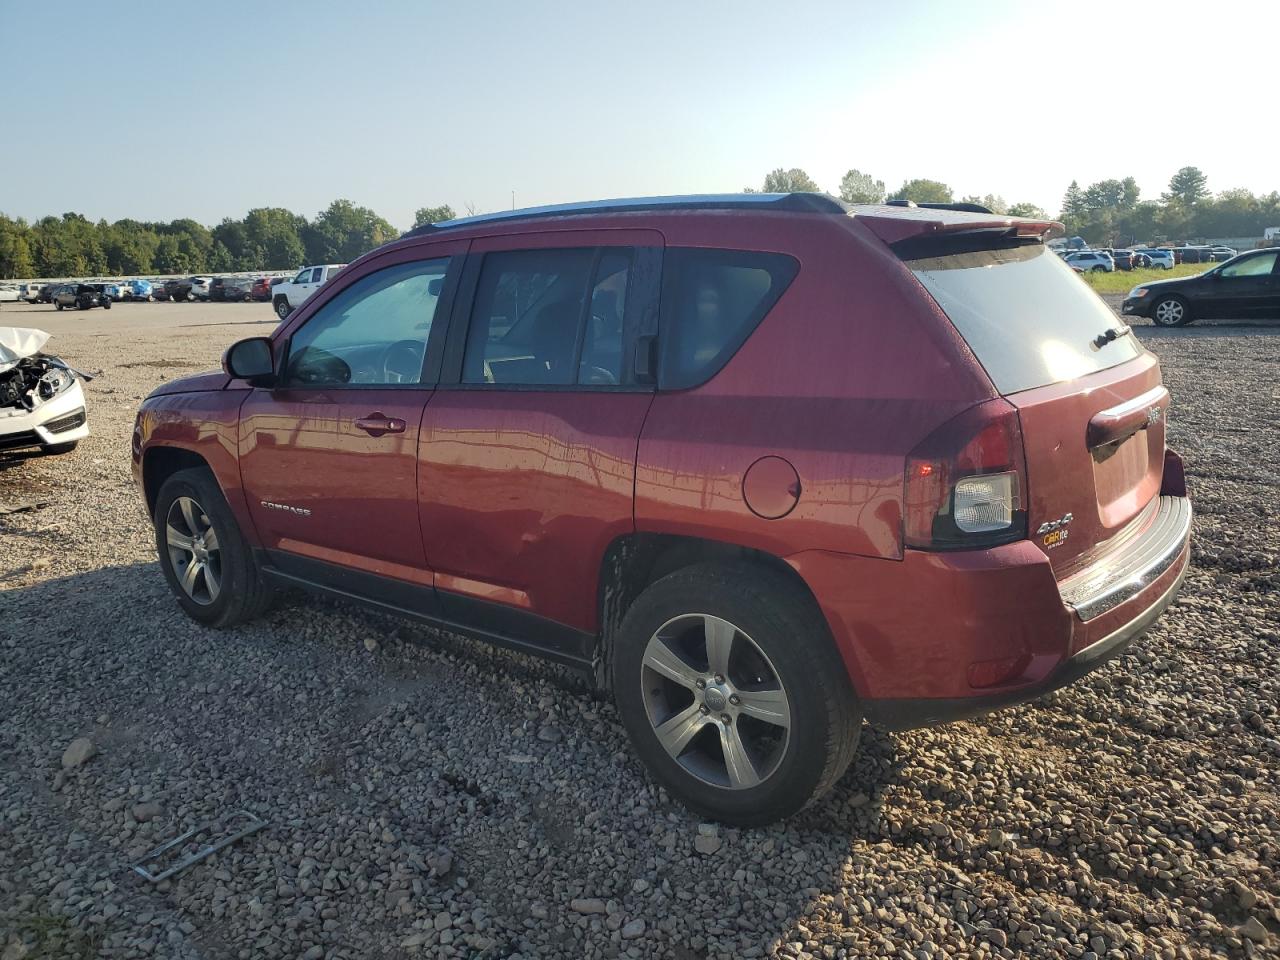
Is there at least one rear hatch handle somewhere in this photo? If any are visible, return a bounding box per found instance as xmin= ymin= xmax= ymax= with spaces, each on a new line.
xmin=1087 ymin=385 xmax=1169 ymax=449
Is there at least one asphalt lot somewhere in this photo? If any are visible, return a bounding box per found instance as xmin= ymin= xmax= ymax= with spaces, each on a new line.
xmin=1 ymin=299 xmax=1278 ymax=959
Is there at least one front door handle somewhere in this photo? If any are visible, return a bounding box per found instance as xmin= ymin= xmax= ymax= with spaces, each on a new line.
xmin=354 ymin=413 xmax=406 ymax=437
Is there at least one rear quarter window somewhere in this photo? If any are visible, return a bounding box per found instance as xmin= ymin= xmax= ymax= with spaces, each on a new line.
xmin=905 ymin=242 xmax=1145 ymax=395
xmin=659 ymin=248 xmax=798 ymax=390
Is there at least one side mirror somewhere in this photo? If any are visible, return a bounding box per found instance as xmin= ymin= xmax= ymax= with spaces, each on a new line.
xmin=223 ymin=337 xmax=276 ymax=386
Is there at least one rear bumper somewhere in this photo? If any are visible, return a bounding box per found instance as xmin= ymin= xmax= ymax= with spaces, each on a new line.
xmin=788 ymin=492 xmax=1192 ymax=731
xmin=861 ymin=550 xmax=1188 ymax=730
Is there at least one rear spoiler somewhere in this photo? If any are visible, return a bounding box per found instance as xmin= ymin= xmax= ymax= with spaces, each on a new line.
xmin=852 ymin=203 xmax=1065 ymax=246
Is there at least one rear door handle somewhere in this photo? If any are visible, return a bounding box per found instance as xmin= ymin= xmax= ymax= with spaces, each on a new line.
xmin=354 ymin=413 xmax=406 ymax=437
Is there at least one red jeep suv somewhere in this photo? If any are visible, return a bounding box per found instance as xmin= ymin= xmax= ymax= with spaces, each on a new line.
xmin=132 ymin=194 xmax=1192 ymax=825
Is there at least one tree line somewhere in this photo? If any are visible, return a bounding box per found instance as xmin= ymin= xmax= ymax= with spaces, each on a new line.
xmin=0 ymin=201 xmax=459 ymax=280
xmin=6 ymin=164 xmax=1278 ymax=280
xmin=749 ymin=165 xmax=1280 ymax=245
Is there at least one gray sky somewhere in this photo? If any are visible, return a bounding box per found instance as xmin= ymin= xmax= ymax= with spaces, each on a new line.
xmin=3 ymin=0 xmax=1276 ymax=229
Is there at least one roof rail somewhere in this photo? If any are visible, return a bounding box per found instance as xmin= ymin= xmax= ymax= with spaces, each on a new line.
xmin=402 ymin=192 xmax=850 ymax=238
xmin=885 ymin=199 xmax=996 ymax=215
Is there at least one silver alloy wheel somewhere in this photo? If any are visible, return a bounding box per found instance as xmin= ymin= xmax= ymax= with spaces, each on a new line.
xmin=640 ymin=614 xmax=791 ymax=790
xmin=165 ymin=496 xmax=222 ymax=605
xmin=1154 ymin=299 xmax=1184 ymax=325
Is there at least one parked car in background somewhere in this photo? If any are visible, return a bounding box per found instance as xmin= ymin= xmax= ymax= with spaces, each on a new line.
xmin=222 ymin=278 xmax=254 ymax=302
xmin=1110 ymin=250 xmax=1136 ymax=271
xmin=0 ymin=285 xmax=21 ymax=302
xmin=189 ymin=277 xmax=213 ymax=300
xmin=271 ymin=264 xmax=345 ymax=319
xmin=104 ymin=283 xmax=128 ymax=302
xmin=250 ymin=277 xmax=275 ymax=301
xmin=51 ymin=284 xmax=112 ymax=311
xmin=1176 ymin=246 xmax=1213 ymax=264
xmin=1065 ymin=250 xmax=1114 ymax=273
xmin=1208 ymin=246 xmax=1237 ymax=262
xmin=150 ymin=281 xmax=172 ymax=302
xmin=1123 ymin=248 xmax=1280 ymax=326
xmin=209 ymin=277 xmax=229 ymax=302
xmin=163 ymin=278 xmax=194 ymax=302
xmin=133 ymin=194 xmax=1192 ymax=824
xmin=1134 ymin=249 xmax=1175 ymax=270
xmin=18 ymin=283 xmax=46 ymax=302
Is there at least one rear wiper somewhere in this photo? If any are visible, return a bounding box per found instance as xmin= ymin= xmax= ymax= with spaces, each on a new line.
xmin=1092 ymin=324 xmax=1131 ymax=349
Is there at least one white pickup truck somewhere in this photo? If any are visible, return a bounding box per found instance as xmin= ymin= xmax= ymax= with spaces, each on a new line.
xmin=271 ymin=264 xmax=346 ymax=320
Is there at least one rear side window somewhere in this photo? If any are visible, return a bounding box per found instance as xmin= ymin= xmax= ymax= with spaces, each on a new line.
xmin=462 ymin=247 xmax=641 ymax=387
xmin=905 ymin=242 xmax=1144 ymax=395
xmin=659 ymin=249 xmax=798 ymax=390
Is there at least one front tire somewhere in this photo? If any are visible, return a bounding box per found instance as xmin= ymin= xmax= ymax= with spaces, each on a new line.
xmin=612 ymin=562 xmax=860 ymax=826
xmin=274 ymin=298 xmax=292 ymax=320
xmin=55 ymin=302 xmax=64 ymax=310
xmin=153 ymin=467 xmax=274 ymax=628
xmin=1152 ymin=295 xmax=1192 ymax=327
xmin=1091 ymin=265 xmax=1106 ymax=273
xmin=102 ymin=299 xmax=111 ymax=310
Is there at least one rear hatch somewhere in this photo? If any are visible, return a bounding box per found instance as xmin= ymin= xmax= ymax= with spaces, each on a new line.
xmin=872 ymin=215 xmax=1162 ymax=576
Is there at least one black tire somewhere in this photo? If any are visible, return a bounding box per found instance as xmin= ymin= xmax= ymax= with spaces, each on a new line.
xmin=55 ymin=302 xmax=64 ymax=310
xmin=612 ymin=562 xmax=861 ymax=826
xmin=42 ymin=441 xmax=78 ymax=455
xmin=274 ymin=297 xmax=292 ymax=320
xmin=153 ymin=467 xmax=274 ymax=628
xmin=1091 ymin=265 xmax=1106 ymax=273
xmin=102 ymin=299 xmax=112 ymax=310
xmin=1151 ymin=295 xmax=1192 ymax=327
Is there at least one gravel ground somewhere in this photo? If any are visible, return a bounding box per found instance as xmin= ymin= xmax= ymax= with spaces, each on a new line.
xmin=1 ymin=300 xmax=1277 ymax=959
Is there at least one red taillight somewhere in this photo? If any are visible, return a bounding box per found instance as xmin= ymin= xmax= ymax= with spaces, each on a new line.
xmin=904 ymin=399 xmax=1028 ymax=550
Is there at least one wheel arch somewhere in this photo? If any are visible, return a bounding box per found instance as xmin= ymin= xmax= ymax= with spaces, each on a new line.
xmin=594 ymin=532 xmax=851 ymax=693
xmin=141 ymin=445 xmax=213 ymax=516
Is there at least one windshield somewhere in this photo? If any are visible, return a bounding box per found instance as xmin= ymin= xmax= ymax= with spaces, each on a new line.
xmin=906 ymin=242 xmax=1145 ymax=394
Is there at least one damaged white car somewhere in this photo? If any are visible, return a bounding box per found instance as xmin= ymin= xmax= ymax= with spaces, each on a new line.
xmin=0 ymin=327 xmax=91 ymax=456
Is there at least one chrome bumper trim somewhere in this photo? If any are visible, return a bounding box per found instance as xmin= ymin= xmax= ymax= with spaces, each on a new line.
xmin=1059 ymin=495 xmax=1192 ymax=622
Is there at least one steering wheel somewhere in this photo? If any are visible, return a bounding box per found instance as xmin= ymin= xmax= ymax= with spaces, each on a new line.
xmin=382 ymin=340 xmax=424 ymax=384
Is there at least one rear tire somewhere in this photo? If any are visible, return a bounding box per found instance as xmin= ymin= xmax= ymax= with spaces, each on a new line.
xmin=153 ymin=467 xmax=274 ymax=628
xmin=55 ymin=302 xmax=64 ymax=310
xmin=1152 ymin=295 xmax=1192 ymax=327
xmin=102 ymin=299 xmax=111 ymax=310
xmin=612 ymin=562 xmax=861 ymax=826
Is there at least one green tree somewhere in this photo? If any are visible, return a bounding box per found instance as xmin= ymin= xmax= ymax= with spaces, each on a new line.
xmin=161 ymin=219 xmax=216 ymax=273
xmin=413 ymin=205 xmax=456 ymax=227
xmin=242 ymin=207 xmax=308 ymax=269
xmin=888 ymin=179 xmax=953 ymax=204
xmin=0 ymin=215 xmax=36 ymax=278
xmin=1161 ymin=166 xmax=1209 ymax=207
xmin=837 ymin=169 xmax=885 ymax=204
xmin=1007 ymin=202 xmax=1047 ymax=219
xmin=304 ymin=199 xmax=397 ymax=264
xmin=760 ymin=168 xmax=821 ymax=193
xmin=1060 ymin=180 xmax=1086 ymax=228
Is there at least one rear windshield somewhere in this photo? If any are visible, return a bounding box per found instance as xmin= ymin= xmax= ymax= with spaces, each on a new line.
xmin=904 ymin=242 xmax=1144 ymax=395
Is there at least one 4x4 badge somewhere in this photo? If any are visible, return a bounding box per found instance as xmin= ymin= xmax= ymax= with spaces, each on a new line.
xmin=1037 ymin=512 xmax=1073 ymax=548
